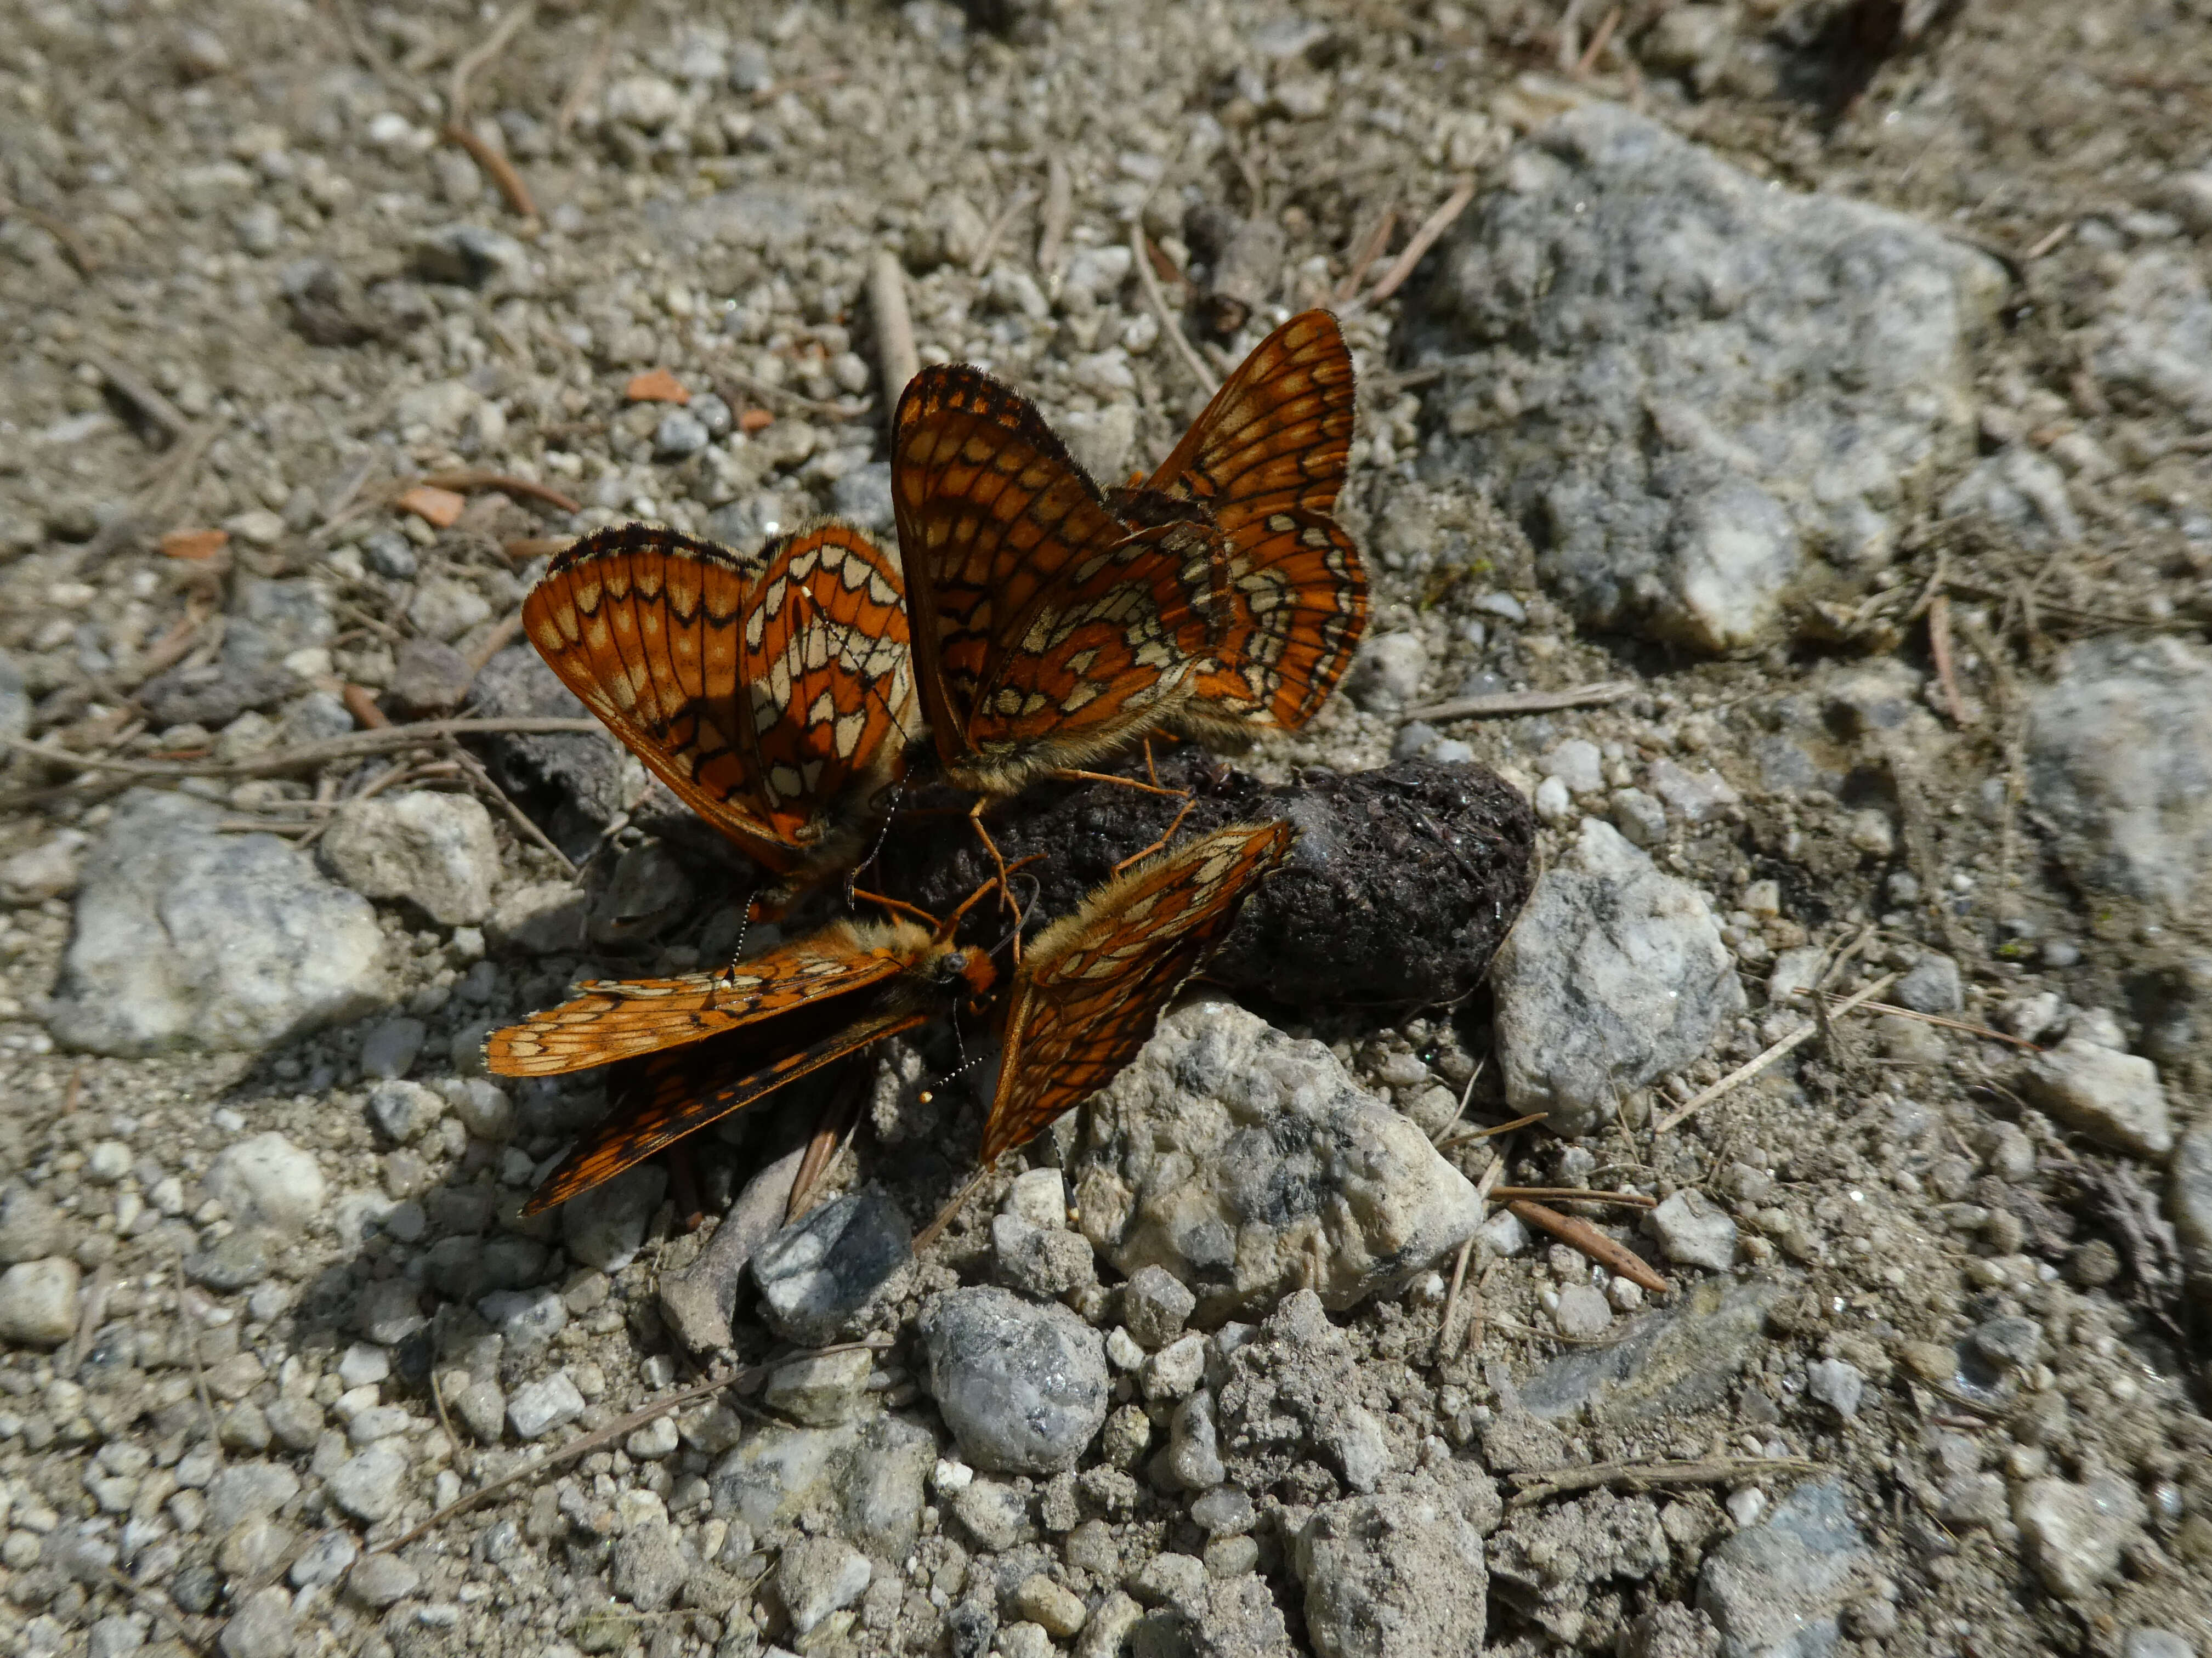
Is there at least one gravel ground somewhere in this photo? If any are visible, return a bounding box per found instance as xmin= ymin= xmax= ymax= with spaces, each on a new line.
xmin=4 ymin=3 xmax=2212 ymax=1656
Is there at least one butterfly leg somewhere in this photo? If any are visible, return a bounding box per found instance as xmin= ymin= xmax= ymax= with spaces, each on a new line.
xmin=666 ymin=1146 xmax=707 ymax=1233
xmin=965 ymin=797 xmax=1029 ymax=963
xmin=1111 ymin=790 xmax=1199 ymax=876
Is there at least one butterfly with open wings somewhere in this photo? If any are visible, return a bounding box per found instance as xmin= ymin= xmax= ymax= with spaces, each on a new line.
xmin=522 ymin=519 xmax=916 ymax=915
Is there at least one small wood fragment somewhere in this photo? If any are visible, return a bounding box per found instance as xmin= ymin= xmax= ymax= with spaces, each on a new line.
xmin=395 ymin=485 xmax=466 ymax=528
xmin=419 ymin=471 xmax=582 ymax=516
xmin=624 ymin=368 xmax=690 ymax=405
xmin=1508 ymin=1453 xmax=1825 ymax=1507
xmin=1036 ymin=154 xmax=1073 ymax=279
xmin=868 ymin=249 xmax=920 ymax=406
xmin=1508 ymin=1199 xmax=1670 ymax=1295
xmin=1652 ymin=972 xmax=1899 ymax=1136
xmin=342 ymin=684 xmax=390 ymax=730
xmin=160 ymin=529 xmax=229 ymax=562
xmin=1366 ymin=175 xmax=1476 ymax=303
xmin=1404 ymin=679 xmax=1635 ymax=723
xmin=738 ymin=407 xmax=775 ymax=434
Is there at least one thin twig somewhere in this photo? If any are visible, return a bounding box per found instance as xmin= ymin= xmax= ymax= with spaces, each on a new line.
xmin=716 ymin=368 xmax=874 ymax=422
xmin=420 ymin=470 xmax=581 ymax=515
xmin=439 ymin=123 xmax=540 ymax=222
xmin=1928 ymin=590 xmax=1969 ymax=725
xmin=84 ymin=350 xmax=193 ymax=441
xmin=1491 ymin=1186 xmax=1658 ymax=1208
xmin=1404 ymin=680 xmax=1635 ymax=723
xmin=448 ymin=1 xmax=534 ymax=126
xmin=173 ymin=1257 xmax=219 ymax=1443
xmin=3 ymin=718 xmax=602 ymax=784
xmin=1335 ymin=205 xmax=1398 ymax=302
xmin=1783 ymin=988 xmax=2041 ymax=1051
xmin=969 ymin=188 xmax=1037 ymax=277
xmin=60 ymin=1260 xmax=115 ymax=1382
xmin=868 ymin=249 xmax=920 ymax=408
xmin=101 ymin=1566 xmax=214 ymax=1656
xmin=3 ymin=196 xmax=100 ymax=276
xmin=1437 ymin=1109 xmax=1550 ymax=1151
xmin=1574 ymin=4 xmax=1622 ymax=75
xmin=445 ymin=739 xmax=576 ymax=876
xmin=1132 ymin=225 xmax=1217 ymax=395
xmin=342 ymin=684 xmax=391 ymax=730
xmin=1036 ymin=155 xmax=1072 ymax=279
xmin=1509 ymin=1199 xmax=1670 ymax=1294
xmin=1652 ymin=973 xmax=1899 ymax=1136
xmin=1436 ymin=1239 xmax=1472 ymax=1365
xmin=1508 ymin=1453 xmax=1826 ymax=1508
xmin=372 ymin=1343 xmax=874 ymax=1553
xmin=554 ymin=8 xmax=621 ymax=144
xmin=1428 ymin=1060 xmax=1485 ymax=1146
xmin=467 ymin=611 xmax=528 ymax=673
xmin=2023 ymin=221 xmax=2073 ymax=260
xmin=1366 ymin=175 xmax=1476 ymax=303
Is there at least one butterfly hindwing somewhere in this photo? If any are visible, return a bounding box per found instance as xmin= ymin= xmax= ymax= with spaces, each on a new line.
xmin=979 ymin=820 xmax=1294 ymax=1162
xmin=893 ymin=365 xmax=1221 ymax=792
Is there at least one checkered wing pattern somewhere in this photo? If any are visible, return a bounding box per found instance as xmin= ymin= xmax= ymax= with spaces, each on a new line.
xmin=521 ymin=522 xmax=913 ymax=893
xmin=978 ymin=821 xmax=1294 ymax=1163
xmin=893 ymin=365 xmax=1221 ymax=793
xmin=520 ymin=1006 xmax=926 ymax=1216
xmin=483 ymin=919 xmax=933 ymax=1077
xmin=1137 ymin=310 xmax=1367 ymax=731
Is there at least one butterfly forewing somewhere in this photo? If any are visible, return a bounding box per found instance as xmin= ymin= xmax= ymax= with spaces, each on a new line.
xmin=978 ymin=821 xmax=1294 ymax=1163
xmin=483 ymin=918 xmax=932 ymax=1077
xmin=893 ymin=365 xmax=1221 ymax=792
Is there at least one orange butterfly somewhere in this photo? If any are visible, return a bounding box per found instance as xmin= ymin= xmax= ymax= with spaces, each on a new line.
xmin=1120 ymin=309 xmax=1368 ymax=736
xmin=523 ymin=520 xmax=916 ymax=913
xmin=891 ymin=365 xmax=1224 ymax=797
xmin=486 ymin=907 xmax=997 ymax=1216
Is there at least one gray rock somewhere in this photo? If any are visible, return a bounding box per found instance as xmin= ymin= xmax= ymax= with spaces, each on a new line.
xmin=326 ymin=1446 xmax=409 ymax=1523
xmin=0 ymin=1183 xmax=64 ymax=1264
xmin=0 ymin=830 xmax=87 ymax=903
xmin=278 ymin=691 xmax=357 ymax=747
xmin=708 ymin=1412 xmax=932 ymax=1558
xmin=412 ymin=223 xmax=532 ymax=293
xmin=659 ymin=1146 xmax=803 ymax=1352
xmin=589 ymin=840 xmax=695 ymax=944
xmin=0 ymin=1257 xmax=79 ymax=1347
xmin=487 ymin=880 xmax=590 ymax=955
xmin=2015 ymin=1475 xmax=2147 ymax=1599
xmin=1120 ymin=1265 xmax=1196 ymax=1349
xmin=1414 ymin=104 xmax=2000 ymax=651
xmin=351 ymin=1277 xmax=426 ymax=1344
xmin=469 ymin=645 xmax=631 ymax=853
xmin=451 ymin=1377 xmax=506 ymax=1441
xmin=206 ymin=1133 xmax=326 ymax=1233
xmin=561 ymin=1163 xmax=667 ymax=1271
xmin=2173 ymin=1116 xmax=2212 ymax=1310
xmin=829 ymin=461 xmax=894 ymax=532
xmin=184 ymin=1232 xmax=268 ymax=1292
xmin=1141 ymin=1334 xmax=1206 ymax=1401
xmin=362 ymin=530 xmax=418 ymax=580
xmin=2028 ymin=637 xmax=2212 ymax=917
xmin=949 ymin=1479 xmax=1025 ymax=1552
xmin=992 ymin=1213 xmax=1096 ymax=1298
xmin=1071 ymin=996 xmax=1486 ymax=1322
xmin=321 ymin=792 xmax=499 ymax=927
xmin=1642 ymin=1191 xmax=1737 ymax=1273
xmin=752 ymin=1183 xmax=911 ymax=1344
xmin=2096 ymin=249 xmax=2212 ymax=427
xmin=1344 ymin=632 xmax=1427 ymax=712
xmin=345 ymin=1552 xmax=419 ymax=1609
xmin=440 ymin=1077 xmax=517 ymax=1142
xmin=359 ymin=1017 xmax=427 ymax=1080
xmin=1892 ymin=953 xmax=1963 ymax=1016
xmin=2122 ymin=1632 xmax=2195 ymax=1658
xmin=137 ymin=661 xmax=299 ymax=730
xmin=366 ymin=1080 xmax=444 ymax=1144
xmin=919 ymin=1285 xmax=1109 ymax=1474
xmin=760 ymin=1348 xmax=874 ymax=1427
xmin=611 ymin=1520 xmax=687 ymax=1611
xmin=2021 ymin=1037 xmax=2173 ymax=1159
xmin=387 ymin=638 xmax=474 ymax=718
xmin=778 ymin=1536 xmax=871 ymax=1637
xmin=1493 ymin=818 xmax=1745 ymax=1135
xmin=1295 ymin=1486 xmax=1490 ymax=1657
xmin=288 ymin=1531 xmax=359 ymax=1588
xmin=477 ymin=1287 xmax=568 ymax=1352
xmin=1967 ymin=1315 xmax=2043 ymax=1374
xmin=0 ymin=650 xmax=26 ymax=742
xmin=1519 ymin=1275 xmax=1786 ymax=1423
xmin=507 ymin=1371 xmax=585 ymax=1439
xmin=1942 ymin=447 xmax=2082 ymax=550
xmin=654 ymin=409 xmax=711 ymax=459
xmin=1805 ymin=1358 xmax=1864 ymax=1420
xmin=218 ymin=1587 xmax=296 ymax=1658
xmin=1697 ymin=1479 xmax=1874 ymax=1658
xmin=1169 ymin=1388 xmax=1227 ymax=1491
xmin=47 ymin=790 xmax=384 ymax=1054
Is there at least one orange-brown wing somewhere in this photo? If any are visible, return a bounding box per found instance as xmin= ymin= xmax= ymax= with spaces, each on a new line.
xmin=523 ymin=525 xmax=793 ymax=871
xmin=892 ymin=365 xmax=1218 ymax=792
xmin=484 ymin=918 xmax=931 ymax=1076
xmin=1144 ymin=309 xmax=1355 ymax=533
xmin=739 ymin=521 xmax=917 ymax=850
xmin=521 ymin=1007 xmax=925 ymax=1215
xmin=978 ymin=821 xmax=1294 ymax=1163
xmin=1178 ymin=508 xmax=1368 ymax=733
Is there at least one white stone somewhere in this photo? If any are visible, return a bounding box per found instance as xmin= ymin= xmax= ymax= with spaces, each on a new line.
xmin=206 ymin=1134 xmax=326 ymax=1233
xmin=2016 ymin=1476 xmax=2147 ymax=1599
xmin=320 ymin=792 xmax=500 ymax=926
xmin=507 ymin=1372 xmax=586 ymax=1440
xmin=2022 ymin=1037 xmax=2173 ymax=1160
xmin=0 ymin=1258 xmax=81 ymax=1347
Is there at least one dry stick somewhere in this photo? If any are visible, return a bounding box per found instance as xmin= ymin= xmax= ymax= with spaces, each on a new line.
xmin=60 ymin=1260 xmax=115 ymax=1383
xmin=4 ymin=195 xmax=100 ymax=276
xmin=915 ymin=1163 xmax=998 ymax=1253
xmin=969 ymin=188 xmax=1037 ymax=277
xmin=84 ymin=350 xmax=194 ymax=442
xmin=554 ymin=8 xmax=621 ymax=144
xmin=1510 ymin=1199 xmax=1670 ymax=1295
xmin=868 ymin=249 xmax=920 ymax=410
xmin=1366 ymin=175 xmax=1476 ymax=304
xmin=1404 ymin=679 xmax=1635 ymax=723
xmin=716 ymin=368 xmax=872 ymax=422
xmin=1334 ymin=204 xmax=1398 ymax=303
xmin=1132 ymin=225 xmax=1218 ymax=395
xmin=445 ymin=739 xmax=576 ymax=876
xmin=342 ymin=683 xmax=391 ymax=730
xmin=467 ymin=610 xmax=528 ymax=673
xmin=441 ymin=123 xmax=538 ymax=221
xmin=1428 ymin=1060 xmax=1486 ymax=1146
xmin=449 ymin=0 xmax=534 ymax=123
xmin=1436 ymin=1239 xmax=1472 ymax=1365
xmin=373 ymin=1343 xmax=875 ymax=1554
xmin=1652 ymin=972 xmax=1899 ymax=1137
xmin=1574 ymin=3 xmax=1623 ymax=76
xmin=1927 ymin=589 xmax=1969 ymax=725
xmin=1036 ymin=154 xmax=1073 ymax=280
xmin=1491 ymin=1186 xmax=1658 ymax=1208
xmin=1783 ymin=987 xmax=2040 ymax=1051
xmin=3 ymin=718 xmax=600 ymax=783
xmin=1508 ymin=1453 xmax=1825 ymax=1508
xmin=1437 ymin=1108 xmax=1550 ymax=1151
xmin=2023 ymin=220 xmax=2073 ymax=260
xmin=420 ymin=469 xmax=582 ymax=515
